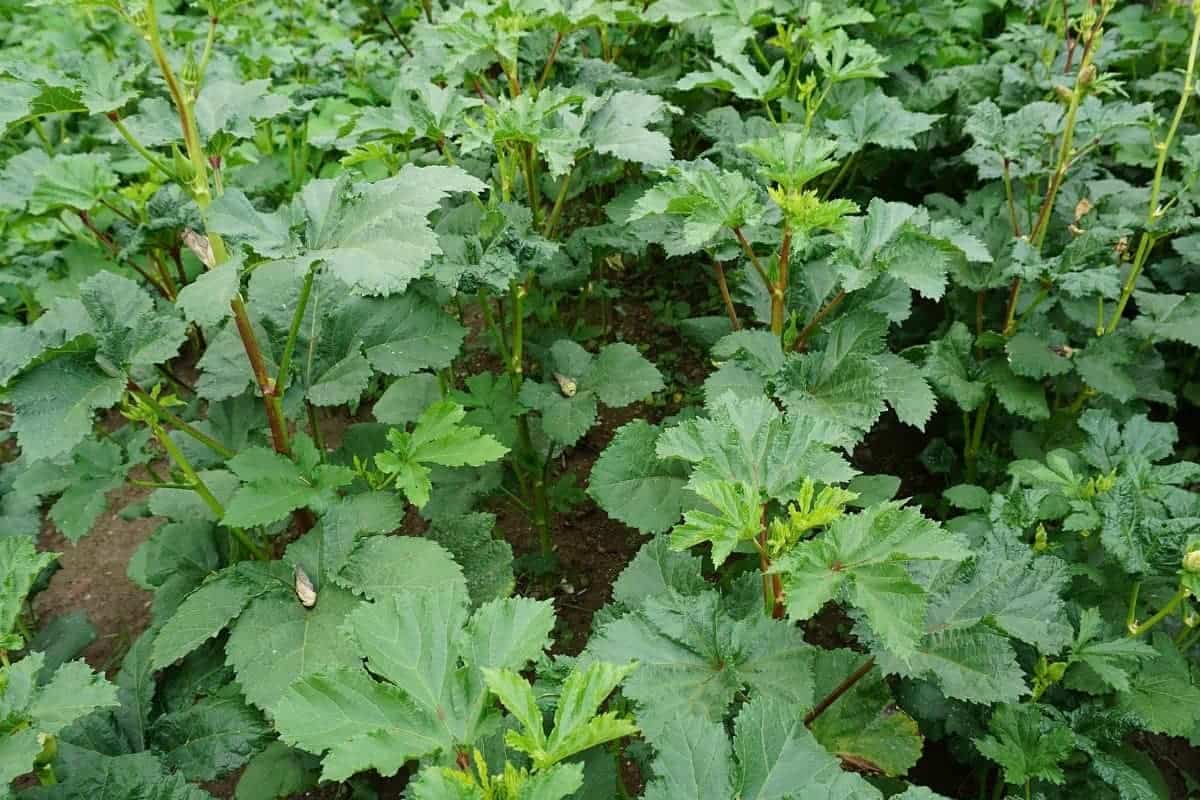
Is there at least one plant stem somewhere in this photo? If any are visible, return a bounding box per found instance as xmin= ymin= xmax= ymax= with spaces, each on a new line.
xmin=197 ymin=14 xmax=218 ymax=85
xmin=106 ymin=113 xmax=168 ymax=173
xmin=770 ymin=228 xmax=792 ymax=337
xmin=144 ymin=0 xmax=211 ymax=207
xmin=804 ymin=657 xmax=876 ymax=726
xmin=1002 ymin=159 xmax=1022 ymax=237
xmin=537 ymin=31 xmax=563 ymax=92
xmin=1105 ymin=5 xmax=1200 ymax=334
xmin=712 ymin=259 xmax=740 ymax=330
xmin=274 ymin=265 xmax=316 ymax=407
xmin=231 ymin=295 xmax=291 ymax=455
xmin=823 ymin=152 xmax=858 ymax=200
xmin=127 ymin=380 xmax=234 ymax=459
xmin=1128 ymin=586 xmax=1187 ymax=638
xmin=1004 ymin=5 xmax=1109 ymax=335
xmin=543 ymin=164 xmax=575 ymax=239
xmin=306 ymin=401 xmax=325 ymax=457
xmin=732 ymin=227 xmax=771 ymax=289
xmin=522 ymin=144 xmax=542 ymax=229
xmin=793 ymin=290 xmax=846 ymax=351
xmin=154 ymin=425 xmax=264 ymax=559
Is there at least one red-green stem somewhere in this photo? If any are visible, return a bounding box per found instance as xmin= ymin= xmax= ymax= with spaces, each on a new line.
xmin=537 ymin=31 xmax=564 ymax=92
xmin=804 ymin=657 xmax=876 ymax=726
xmin=231 ymin=295 xmax=291 ymax=455
xmin=793 ymin=290 xmax=846 ymax=351
xmin=712 ymin=259 xmax=740 ymax=330
xmin=771 ymin=228 xmax=792 ymax=337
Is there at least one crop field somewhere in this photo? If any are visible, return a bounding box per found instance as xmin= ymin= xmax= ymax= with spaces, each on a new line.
xmin=2 ymin=0 xmax=1200 ymax=797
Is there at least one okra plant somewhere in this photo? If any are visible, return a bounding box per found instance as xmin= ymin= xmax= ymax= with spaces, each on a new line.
xmin=2 ymin=0 xmax=1200 ymax=797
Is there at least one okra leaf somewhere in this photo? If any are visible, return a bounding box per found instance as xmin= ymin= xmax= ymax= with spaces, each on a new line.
xmin=973 ymin=703 xmax=1074 ymax=786
xmin=587 ymin=420 xmax=692 ymax=534
xmin=776 ymin=503 xmax=969 ymax=659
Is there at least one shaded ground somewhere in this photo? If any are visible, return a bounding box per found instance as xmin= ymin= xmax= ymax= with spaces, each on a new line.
xmin=33 ymin=480 xmax=156 ymax=672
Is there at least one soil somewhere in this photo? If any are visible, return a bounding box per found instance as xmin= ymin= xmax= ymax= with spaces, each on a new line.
xmin=33 ymin=478 xmax=157 ymax=673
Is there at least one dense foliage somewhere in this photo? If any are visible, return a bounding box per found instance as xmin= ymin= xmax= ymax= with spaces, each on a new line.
xmin=2 ymin=0 xmax=1200 ymax=797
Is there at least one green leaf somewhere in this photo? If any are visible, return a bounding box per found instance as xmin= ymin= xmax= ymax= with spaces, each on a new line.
xmin=834 ymin=199 xmax=954 ymax=300
xmin=374 ymin=374 xmax=443 ymax=426
xmin=678 ymin=56 xmax=786 ymax=103
xmin=631 ymin=161 xmax=765 ymax=256
xmin=22 ymin=750 xmax=215 ymax=800
xmin=28 ymin=153 xmax=117 ymax=213
xmin=272 ymin=586 xmax=555 ymax=781
xmin=227 ymin=583 xmax=362 ymax=710
xmin=1117 ymin=634 xmax=1200 ymax=737
xmin=983 ymin=359 xmax=1048 ymax=421
xmin=7 ymin=354 xmax=126 ymax=463
xmin=669 ymin=480 xmax=761 ymax=568
xmin=234 ymin=742 xmax=320 ymax=800
xmin=583 ymin=343 xmax=665 ymax=407
xmin=777 ymin=503 xmax=968 ymax=659
xmin=521 ymin=341 xmax=663 ymax=447
xmin=490 ymin=662 xmax=637 ymax=770
xmin=877 ymin=353 xmax=937 ymax=430
xmin=177 ymin=260 xmax=240 ymax=329
xmin=269 ymin=666 xmax=441 ymax=782
xmin=1004 ymin=332 xmax=1072 ymax=379
xmin=930 ymin=548 xmax=1073 ymax=654
xmin=223 ymin=443 xmax=354 ymax=528
xmin=808 ymin=648 xmax=922 ymax=776
xmin=520 ymin=381 xmax=598 ymax=447
xmin=825 ymin=89 xmax=941 ymax=155
xmin=424 ymin=513 xmax=515 ymax=605
xmin=1066 ymin=608 xmax=1157 ymax=694
xmin=585 ymin=90 xmax=674 ymax=167
xmin=586 ymin=590 xmax=813 ymax=736
xmin=876 ymin=627 xmax=1027 ymax=705
xmin=0 ymin=536 xmax=58 ymax=645
xmin=375 ymin=401 xmax=509 ymax=508
xmin=78 ymin=271 xmax=188 ymax=371
xmin=733 ymin=695 xmax=882 ymax=800
xmin=150 ymin=570 xmax=262 ymax=669
xmin=647 ymin=0 xmax=775 ymax=63
xmin=657 ymin=392 xmax=856 ymax=502
xmin=610 ymin=537 xmax=708 ymax=606
xmin=214 ymin=166 xmax=485 ymax=297
xmin=973 ymin=703 xmax=1074 ymax=786
xmin=336 ymin=535 xmax=467 ymax=601
xmin=151 ymin=688 xmax=272 ymax=781
xmin=588 ymin=421 xmax=692 ymax=534
xmin=923 ymin=322 xmax=987 ymax=412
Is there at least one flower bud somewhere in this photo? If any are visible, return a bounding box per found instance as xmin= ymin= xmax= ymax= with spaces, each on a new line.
xmin=1079 ymin=64 xmax=1097 ymax=88
xmin=1183 ymin=549 xmax=1200 ymax=574
xmin=34 ymin=733 xmax=57 ymax=766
